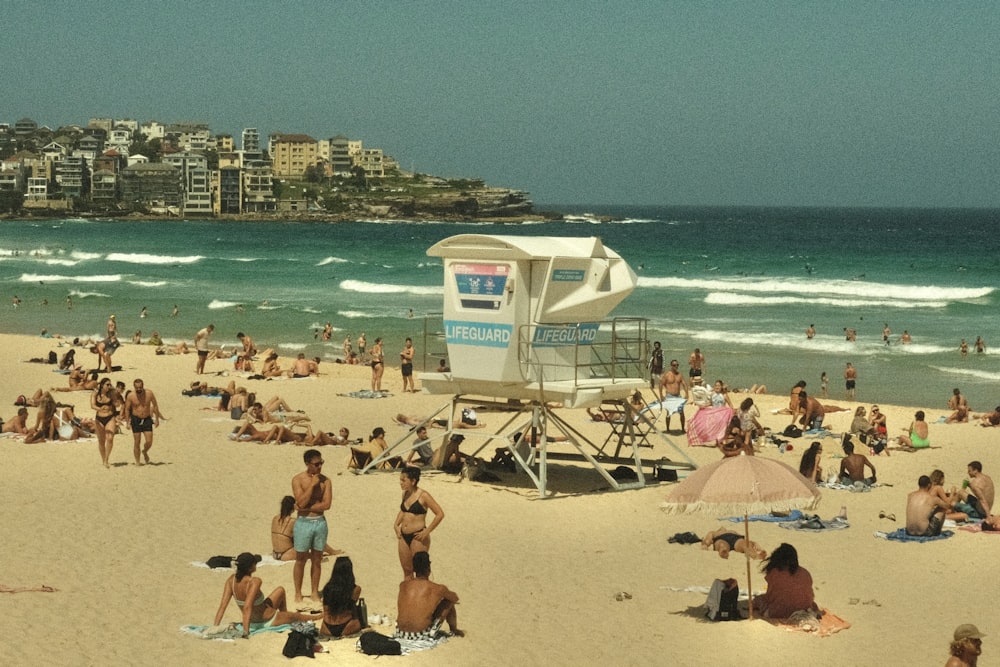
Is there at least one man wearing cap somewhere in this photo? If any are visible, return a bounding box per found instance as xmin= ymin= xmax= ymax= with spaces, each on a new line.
xmin=291 ymin=449 xmax=332 ymax=604
xmin=947 ymin=623 xmax=985 ymax=666
xmin=395 ymin=551 xmax=463 ymax=640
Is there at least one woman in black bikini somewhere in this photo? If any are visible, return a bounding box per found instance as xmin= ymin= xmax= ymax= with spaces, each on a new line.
xmin=91 ymin=378 xmax=119 ymax=467
xmin=701 ymin=527 xmax=767 ymax=560
xmin=320 ymin=556 xmax=362 ymax=638
xmin=214 ymin=552 xmax=320 ymax=638
xmin=394 ymin=466 xmax=445 ymax=578
xmin=369 ymin=337 xmax=385 ymax=392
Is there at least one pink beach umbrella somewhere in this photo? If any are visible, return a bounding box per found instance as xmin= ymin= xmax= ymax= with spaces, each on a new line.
xmin=661 ymin=454 xmax=821 ymax=619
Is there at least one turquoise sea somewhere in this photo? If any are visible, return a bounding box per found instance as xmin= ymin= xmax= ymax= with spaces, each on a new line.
xmin=1 ymin=206 xmax=998 ymax=410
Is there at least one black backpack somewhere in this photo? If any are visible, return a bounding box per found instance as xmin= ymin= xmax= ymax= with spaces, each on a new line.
xmin=358 ymin=631 xmax=402 ymax=655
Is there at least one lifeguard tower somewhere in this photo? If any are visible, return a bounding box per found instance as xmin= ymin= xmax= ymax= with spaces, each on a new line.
xmin=360 ymin=234 xmax=693 ymax=496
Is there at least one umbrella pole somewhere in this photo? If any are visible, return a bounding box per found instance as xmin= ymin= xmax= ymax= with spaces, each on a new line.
xmin=745 ymin=512 xmax=754 ymax=620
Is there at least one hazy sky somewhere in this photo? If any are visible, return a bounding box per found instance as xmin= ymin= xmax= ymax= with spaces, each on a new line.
xmin=4 ymin=1 xmax=999 ymax=207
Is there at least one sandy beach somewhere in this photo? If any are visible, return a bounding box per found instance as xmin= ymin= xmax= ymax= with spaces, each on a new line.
xmin=2 ymin=332 xmax=996 ymax=666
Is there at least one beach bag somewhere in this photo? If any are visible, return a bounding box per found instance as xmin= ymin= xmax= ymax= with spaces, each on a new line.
xmin=356 ymin=597 xmax=368 ymax=629
xmin=47 ymin=350 xmax=57 ymax=364
xmin=705 ymin=578 xmax=740 ymax=621
xmin=460 ymin=408 xmax=477 ymax=425
xmin=282 ymin=630 xmax=315 ymax=658
xmin=653 ymin=458 xmax=679 ymax=482
xmin=206 ymin=555 xmax=234 ymax=569
xmin=782 ymin=424 xmax=803 ymax=438
xmin=358 ymin=631 xmax=402 ymax=655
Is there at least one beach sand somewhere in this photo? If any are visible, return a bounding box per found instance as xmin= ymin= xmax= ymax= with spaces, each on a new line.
xmin=2 ymin=333 xmax=996 ymax=666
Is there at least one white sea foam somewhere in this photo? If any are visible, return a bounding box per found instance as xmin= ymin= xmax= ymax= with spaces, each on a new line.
xmin=301 ymin=307 xmax=321 ymax=314
xmin=929 ymin=365 xmax=1000 ymax=382
xmin=208 ymin=300 xmax=242 ymax=309
xmin=71 ymin=250 xmax=103 ymax=261
xmin=127 ymin=280 xmax=169 ymax=288
xmin=316 ymin=256 xmax=349 ymax=266
xmin=68 ymin=289 xmax=111 ymax=299
xmin=659 ymin=328 xmax=953 ymax=356
xmin=21 ymin=273 xmax=122 ymax=283
xmin=278 ymin=342 xmax=308 ymax=351
xmin=337 ymin=310 xmax=372 ymax=319
xmin=339 ymin=279 xmax=443 ymax=296
xmin=105 ymin=253 xmax=203 ymax=265
xmin=703 ymin=293 xmax=948 ymax=309
xmin=638 ymin=276 xmax=993 ymax=303
xmin=43 ymin=259 xmax=79 ymax=267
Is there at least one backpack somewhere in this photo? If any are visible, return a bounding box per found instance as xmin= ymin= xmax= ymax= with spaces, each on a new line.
xmin=782 ymin=424 xmax=803 ymax=438
xmin=205 ymin=555 xmax=234 ymax=569
xmin=460 ymin=408 xmax=477 ymax=426
xmin=358 ymin=631 xmax=402 ymax=655
xmin=705 ymin=578 xmax=741 ymax=621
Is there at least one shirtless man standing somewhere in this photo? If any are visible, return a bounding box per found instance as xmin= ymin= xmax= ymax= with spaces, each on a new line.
xmin=905 ymin=475 xmax=951 ymax=536
xmin=839 ymin=441 xmax=876 ymax=485
xmin=844 ymin=362 xmax=857 ymax=400
xmin=292 ymin=449 xmax=332 ymax=604
xmin=688 ymin=348 xmax=705 ymax=380
xmin=194 ymin=324 xmax=214 ymax=374
xmin=400 ymin=337 xmax=415 ymax=392
xmin=659 ymin=359 xmax=689 ymax=433
xmin=395 ymin=552 xmax=463 ymax=639
xmin=954 ymin=461 xmax=994 ymax=520
xmin=123 ymin=378 xmax=163 ymax=465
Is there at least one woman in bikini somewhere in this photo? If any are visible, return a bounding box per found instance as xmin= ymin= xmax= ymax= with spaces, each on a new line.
xmin=91 ymin=378 xmax=119 ymax=467
xmin=213 ymin=552 xmax=320 ymax=638
xmin=717 ymin=415 xmax=752 ymax=458
xmin=394 ymin=466 xmax=445 ymax=578
xmin=271 ymin=495 xmax=342 ymax=561
xmin=369 ymin=337 xmax=385 ymax=392
xmin=320 ymin=556 xmax=363 ymax=638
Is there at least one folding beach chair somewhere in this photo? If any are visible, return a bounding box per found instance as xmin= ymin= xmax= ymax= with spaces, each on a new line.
xmin=595 ymin=398 xmax=656 ymax=458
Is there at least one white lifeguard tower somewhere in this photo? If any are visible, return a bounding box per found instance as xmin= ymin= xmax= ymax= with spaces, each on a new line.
xmin=360 ymin=234 xmax=693 ymax=496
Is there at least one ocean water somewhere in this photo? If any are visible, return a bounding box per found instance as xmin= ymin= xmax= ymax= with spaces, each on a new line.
xmin=1 ymin=206 xmax=998 ymax=411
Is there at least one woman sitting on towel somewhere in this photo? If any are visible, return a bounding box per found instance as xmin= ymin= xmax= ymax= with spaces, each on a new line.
xmin=394 ymin=466 xmax=445 ymax=578
xmin=798 ymin=442 xmax=824 ymax=483
xmin=701 ymin=527 xmax=767 ymax=560
xmin=320 ymin=556 xmax=363 ymax=637
xmin=214 ymin=552 xmax=320 ymax=638
xmin=717 ymin=416 xmax=752 ymax=458
xmin=752 ymin=543 xmax=819 ymax=619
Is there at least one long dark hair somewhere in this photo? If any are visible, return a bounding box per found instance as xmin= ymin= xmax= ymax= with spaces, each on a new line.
xmin=322 ymin=556 xmax=356 ymax=613
xmin=798 ymin=442 xmax=822 ymax=479
xmin=280 ymin=495 xmax=295 ymax=520
xmin=762 ymin=542 xmax=799 ymax=575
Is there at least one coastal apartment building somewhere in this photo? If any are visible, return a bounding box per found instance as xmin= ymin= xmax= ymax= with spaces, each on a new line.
xmin=269 ymin=133 xmax=319 ymax=178
xmin=120 ymin=162 xmax=182 ymax=208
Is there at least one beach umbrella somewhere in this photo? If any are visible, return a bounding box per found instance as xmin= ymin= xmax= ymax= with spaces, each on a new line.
xmin=661 ymin=454 xmax=821 ymax=619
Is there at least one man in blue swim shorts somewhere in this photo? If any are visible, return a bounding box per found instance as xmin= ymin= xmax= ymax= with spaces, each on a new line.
xmin=291 ymin=449 xmax=332 ymax=604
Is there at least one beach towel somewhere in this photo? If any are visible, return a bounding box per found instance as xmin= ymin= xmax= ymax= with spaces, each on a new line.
xmin=724 ymin=510 xmax=804 ymax=523
xmin=180 ymin=621 xmax=292 ymax=640
xmin=875 ymin=528 xmax=954 ymax=543
xmin=686 ymin=406 xmax=733 ymax=447
xmin=779 ymin=516 xmax=850 ymax=531
xmin=645 ymin=396 xmax=687 ymax=416
xmin=803 ymin=428 xmax=835 ymax=438
xmin=765 ymin=608 xmax=850 ymax=638
xmin=339 ymin=390 xmax=390 ymax=399
xmin=817 ymin=480 xmax=878 ymax=493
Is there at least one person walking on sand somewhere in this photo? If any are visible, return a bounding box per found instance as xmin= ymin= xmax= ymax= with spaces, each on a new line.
xmin=122 ymin=378 xmax=163 ymax=465
xmin=292 ymin=449 xmax=332 ymax=604
xmin=658 ymin=359 xmax=689 ymax=433
xmin=400 ymin=337 xmax=415 ymax=392
xmin=194 ymin=324 xmax=214 ymax=374
xmin=947 ymin=623 xmax=986 ymax=667
xmin=844 ymin=362 xmax=857 ymax=400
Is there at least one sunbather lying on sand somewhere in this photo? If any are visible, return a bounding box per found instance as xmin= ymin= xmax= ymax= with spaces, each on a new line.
xmin=701 ymin=527 xmax=767 ymax=560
